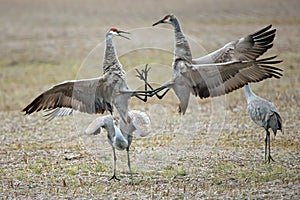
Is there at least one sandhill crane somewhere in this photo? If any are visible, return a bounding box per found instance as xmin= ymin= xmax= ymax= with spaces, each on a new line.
xmin=244 ymin=84 xmax=283 ymax=163
xmin=85 ymin=110 xmax=151 ymax=184
xmin=138 ymin=14 xmax=283 ymax=114
xmin=22 ymin=28 xmax=150 ymax=123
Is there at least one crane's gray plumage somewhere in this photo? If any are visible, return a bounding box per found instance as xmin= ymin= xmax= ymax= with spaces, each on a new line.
xmin=192 ymin=24 xmax=276 ymax=64
xmin=22 ymin=28 xmax=149 ymax=123
xmin=244 ymin=84 xmax=283 ymax=163
xmin=144 ymin=14 xmax=283 ymax=114
xmin=85 ymin=110 xmax=151 ymax=184
xmin=44 ymin=107 xmax=74 ymax=121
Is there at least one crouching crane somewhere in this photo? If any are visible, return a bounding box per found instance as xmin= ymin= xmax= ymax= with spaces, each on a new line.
xmin=84 ymin=110 xmax=151 ymax=184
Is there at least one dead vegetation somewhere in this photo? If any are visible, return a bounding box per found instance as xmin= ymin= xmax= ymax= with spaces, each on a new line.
xmin=1 ymin=0 xmax=299 ymax=199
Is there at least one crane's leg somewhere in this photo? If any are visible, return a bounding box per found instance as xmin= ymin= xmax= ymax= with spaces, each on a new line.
xmin=128 ymin=64 xmax=170 ymax=100
xmin=267 ymin=130 xmax=275 ymax=163
xmin=134 ymin=86 xmax=170 ymax=99
xmin=264 ymin=132 xmax=268 ymax=162
xmin=135 ymin=64 xmax=170 ymax=100
xmin=126 ymin=147 xmax=134 ymax=185
xmin=109 ymin=147 xmax=121 ymax=181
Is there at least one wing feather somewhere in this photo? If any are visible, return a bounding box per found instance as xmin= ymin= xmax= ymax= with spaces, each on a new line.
xmin=22 ymin=77 xmax=113 ymax=115
xmin=192 ymin=25 xmax=276 ymax=64
xmin=188 ymin=56 xmax=283 ymax=98
xmin=84 ymin=115 xmax=114 ymax=135
xmin=44 ymin=108 xmax=74 ymax=121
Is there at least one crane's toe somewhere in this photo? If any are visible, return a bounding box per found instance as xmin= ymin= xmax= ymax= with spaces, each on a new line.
xmin=267 ymin=155 xmax=275 ymax=163
xmin=109 ymin=174 xmax=121 ymax=181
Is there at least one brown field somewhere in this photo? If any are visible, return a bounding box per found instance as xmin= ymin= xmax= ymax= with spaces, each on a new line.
xmin=0 ymin=0 xmax=299 ymax=199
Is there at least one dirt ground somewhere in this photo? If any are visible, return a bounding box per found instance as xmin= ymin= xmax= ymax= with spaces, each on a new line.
xmin=0 ymin=0 xmax=299 ymax=199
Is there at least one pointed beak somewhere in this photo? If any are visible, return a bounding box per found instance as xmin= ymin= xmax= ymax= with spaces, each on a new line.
xmin=117 ymin=30 xmax=130 ymax=40
xmin=152 ymin=19 xmax=165 ymax=26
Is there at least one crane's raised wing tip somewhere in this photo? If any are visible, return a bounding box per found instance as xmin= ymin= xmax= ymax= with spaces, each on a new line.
xmin=129 ymin=110 xmax=151 ymax=137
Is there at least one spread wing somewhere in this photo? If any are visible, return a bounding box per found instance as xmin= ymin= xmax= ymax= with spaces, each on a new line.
xmin=22 ymin=77 xmax=114 ymax=116
xmin=192 ymin=25 xmax=276 ymax=64
xmin=187 ymin=56 xmax=283 ymax=98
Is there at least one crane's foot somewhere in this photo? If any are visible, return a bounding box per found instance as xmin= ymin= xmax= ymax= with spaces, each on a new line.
xmin=136 ymin=64 xmax=152 ymax=85
xmin=266 ymin=155 xmax=275 ymax=163
xmin=129 ymin=175 xmax=134 ymax=185
xmin=135 ymin=69 xmax=147 ymax=82
xmin=141 ymin=64 xmax=151 ymax=75
xmin=109 ymin=174 xmax=121 ymax=181
xmin=130 ymin=179 xmax=134 ymax=185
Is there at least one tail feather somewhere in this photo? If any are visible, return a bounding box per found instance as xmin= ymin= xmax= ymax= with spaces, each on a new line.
xmin=269 ymin=112 xmax=283 ymax=135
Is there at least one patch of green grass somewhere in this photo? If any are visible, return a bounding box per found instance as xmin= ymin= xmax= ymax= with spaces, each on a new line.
xmin=29 ymin=164 xmax=43 ymax=174
xmin=36 ymin=159 xmax=47 ymax=167
xmin=141 ymin=170 xmax=160 ymax=178
xmin=67 ymin=167 xmax=79 ymax=176
xmin=64 ymin=163 xmax=92 ymax=177
xmin=80 ymin=164 xmax=91 ymax=175
xmin=163 ymin=165 xmax=188 ymax=178
xmin=254 ymin=164 xmax=287 ymax=182
xmin=16 ymin=170 xmax=27 ymax=180
xmin=177 ymin=169 xmax=188 ymax=177
xmin=91 ymin=183 xmax=106 ymax=193
xmin=95 ymin=162 xmax=107 ymax=173
xmin=212 ymin=161 xmax=236 ymax=178
xmin=210 ymin=160 xmax=297 ymax=188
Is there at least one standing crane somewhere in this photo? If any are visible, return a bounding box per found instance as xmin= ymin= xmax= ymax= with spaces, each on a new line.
xmin=84 ymin=110 xmax=151 ymax=184
xmin=22 ymin=28 xmax=150 ymax=123
xmin=138 ymin=14 xmax=283 ymax=114
xmin=244 ymin=84 xmax=284 ymax=163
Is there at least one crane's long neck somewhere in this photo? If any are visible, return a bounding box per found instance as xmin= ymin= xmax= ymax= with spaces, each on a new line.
xmin=113 ymin=122 xmax=129 ymax=150
xmin=244 ymin=84 xmax=255 ymax=104
xmin=103 ymin=34 xmax=121 ymax=73
xmin=172 ymin=17 xmax=192 ymax=62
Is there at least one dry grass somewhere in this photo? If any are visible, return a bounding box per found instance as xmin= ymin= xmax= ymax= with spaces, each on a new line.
xmin=1 ymin=0 xmax=300 ymax=199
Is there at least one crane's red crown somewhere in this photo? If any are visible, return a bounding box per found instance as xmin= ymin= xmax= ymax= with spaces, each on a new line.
xmin=110 ymin=28 xmax=118 ymax=32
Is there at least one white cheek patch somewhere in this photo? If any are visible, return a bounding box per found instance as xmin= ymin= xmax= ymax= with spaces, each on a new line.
xmin=165 ymin=18 xmax=172 ymax=24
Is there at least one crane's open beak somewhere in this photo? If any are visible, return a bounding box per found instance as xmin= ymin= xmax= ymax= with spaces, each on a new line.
xmin=117 ymin=30 xmax=130 ymax=40
xmin=152 ymin=19 xmax=165 ymax=26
